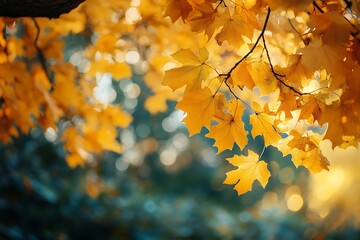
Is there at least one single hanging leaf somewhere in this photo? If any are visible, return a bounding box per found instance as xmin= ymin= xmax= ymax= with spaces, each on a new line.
xmin=176 ymin=87 xmax=225 ymax=136
xmin=206 ymin=99 xmax=248 ymax=153
xmin=224 ymin=150 xmax=271 ymax=195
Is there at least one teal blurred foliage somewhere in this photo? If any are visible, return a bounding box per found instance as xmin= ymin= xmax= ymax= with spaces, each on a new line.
xmin=0 ymin=74 xmax=358 ymax=240
xmin=0 ymin=133 xmax=306 ymax=239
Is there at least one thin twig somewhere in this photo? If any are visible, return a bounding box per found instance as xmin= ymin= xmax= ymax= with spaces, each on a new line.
xmin=288 ymin=19 xmax=310 ymax=45
xmin=216 ymin=8 xmax=272 ymax=109
xmin=32 ymin=18 xmax=52 ymax=83
xmin=261 ymin=35 xmax=305 ymax=96
xmin=215 ymin=0 xmax=227 ymax=10
xmin=258 ymin=144 xmax=266 ymax=159
xmin=223 ymin=8 xmax=271 ymax=80
xmin=313 ymin=1 xmax=324 ymax=13
xmin=1 ymin=20 xmax=8 ymax=56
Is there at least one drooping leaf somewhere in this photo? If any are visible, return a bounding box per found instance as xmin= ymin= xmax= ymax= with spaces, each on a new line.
xmin=250 ymin=102 xmax=281 ymax=146
xmin=224 ymin=150 xmax=271 ymax=195
xmin=206 ymin=100 xmax=247 ymax=153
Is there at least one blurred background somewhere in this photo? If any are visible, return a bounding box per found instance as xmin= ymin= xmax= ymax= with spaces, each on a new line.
xmin=0 ymin=69 xmax=359 ymax=239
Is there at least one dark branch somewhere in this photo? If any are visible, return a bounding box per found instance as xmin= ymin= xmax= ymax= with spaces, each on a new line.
xmin=223 ymin=8 xmax=271 ymax=79
xmin=312 ymin=1 xmax=324 ymax=13
xmin=218 ymin=8 xmax=271 ymax=109
xmin=288 ymin=19 xmax=310 ymax=46
xmin=261 ymin=35 xmax=304 ymax=96
xmin=0 ymin=0 xmax=85 ymax=18
xmin=32 ymin=18 xmax=52 ymax=84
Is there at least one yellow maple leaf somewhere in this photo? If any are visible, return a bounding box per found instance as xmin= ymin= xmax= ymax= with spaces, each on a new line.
xmin=287 ymin=130 xmax=316 ymax=150
xmin=276 ymin=90 xmax=298 ymax=118
xmin=298 ymin=95 xmax=322 ymax=121
xmin=86 ymin=59 xmax=131 ymax=80
xmin=176 ymin=87 xmax=225 ymax=136
xmin=163 ymin=48 xmax=216 ymax=92
xmin=206 ymin=100 xmax=248 ymax=153
xmin=66 ymin=152 xmax=85 ymax=168
xmin=300 ymin=39 xmax=351 ymax=79
xmin=94 ymin=34 xmax=119 ymax=54
xmin=266 ymin=0 xmax=312 ymax=13
xmin=290 ymin=147 xmax=329 ymax=173
xmin=164 ymin=0 xmax=193 ymax=22
xmin=338 ymin=67 xmax=360 ymax=141
xmin=249 ymin=61 xmax=277 ymax=95
xmin=84 ymin=127 xmax=123 ymax=153
xmin=310 ymin=12 xmax=351 ymax=46
xmin=318 ymin=101 xmax=344 ymax=147
xmin=144 ymin=87 xmax=180 ymax=114
xmin=187 ymin=2 xmax=221 ymax=38
xmin=224 ymin=150 xmax=271 ymax=195
xmin=215 ymin=8 xmax=259 ymax=48
xmin=250 ymin=102 xmax=281 ymax=146
xmin=103 ymin=105 xmax=132 ymax=128
xmin=52 ymin=64 xmax=84 ymax=110
xmin=228 ymin=61 xmax=255 ymax=90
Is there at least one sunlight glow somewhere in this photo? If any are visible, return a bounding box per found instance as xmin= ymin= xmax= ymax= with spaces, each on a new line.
xmin=125 ymin=51 xmax=140 ymax=64
xmin=160 ymin=148 xmax=177 ymax=166
xmin=45 ymin=128 xmax=57 ymax=142
xmin=125 ymin=7 xmax=141 ymax=23
xmin=94 ymin=74 xmax=117 ymax=105
xmin=287 ymin=194 xmax=304 ymax=212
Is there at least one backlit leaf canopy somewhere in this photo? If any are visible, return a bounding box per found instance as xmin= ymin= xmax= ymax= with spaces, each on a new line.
xmin=0 ymin=0 xmax=359 ymax=195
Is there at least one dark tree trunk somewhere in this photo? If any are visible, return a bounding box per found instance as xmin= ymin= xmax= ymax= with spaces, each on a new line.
xmin=0 ymin=0 xmax=85 ymax=18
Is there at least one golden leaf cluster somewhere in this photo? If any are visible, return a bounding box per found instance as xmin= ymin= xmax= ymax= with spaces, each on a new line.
xmin=162 ymin=0 xmax=359 ymax=195
xmin=0 ymin=0 xmax=359 ymax=195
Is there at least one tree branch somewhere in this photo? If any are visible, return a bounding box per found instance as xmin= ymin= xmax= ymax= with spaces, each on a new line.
xmin=261 ymin=35 xmax=304 ymax=96
xmin=0 ymin=0 xmax=85 ymax=18
xmin=223 ymin=8 xmax=271 ymax=80
xmin=32 ymin=18 xmax=52 ymax=85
